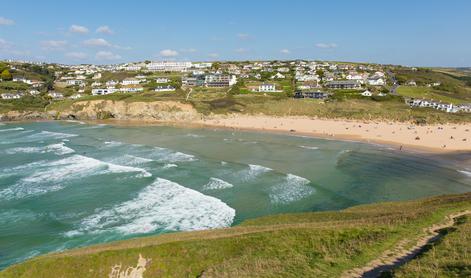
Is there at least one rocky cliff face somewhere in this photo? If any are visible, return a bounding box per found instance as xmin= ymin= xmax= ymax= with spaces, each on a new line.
xmin=0 ymin=100 xmax=203 ymax=122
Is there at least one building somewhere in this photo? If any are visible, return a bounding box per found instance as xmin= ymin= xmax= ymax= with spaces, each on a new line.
xmin=204 ymin=74 xmax=237 ymax=87
xmin=29 ymin=89 xmax=41 ymax=96
xmin=257 ymin=83 xmax=277 ymax=92
xmin=66 ymin=79 xmax=85 ymax=86
xmin=182 ymin=75 xmax=205 ymax=87
xmin=119 ymin=86 xmax=144 ymax=93
xmin=92 ymin=88 xmax=118 ymax=95
xmin=367 ymin=77 xmax=385 ymax=86
xmin=48 ymin=92 xmax=64 ymax=99
xmin=1 ymin=93 xmax=22 ymax=99
xmin=294 ymin=91 xmax=330 ymax=99
xmin=325 ymin=80 xmax=361 ymax=89
xmin=155 ymin=77 xmax=170 ymax=83
xmin=154 ymin=85 xmax=176 ymax=92
xmin=121 ymin=78 xmax=140 ymax=85
xmin=361 ymin=90 xmax=373 ymax=97
xmin=146 ymin=61 xmax=192 ymax=72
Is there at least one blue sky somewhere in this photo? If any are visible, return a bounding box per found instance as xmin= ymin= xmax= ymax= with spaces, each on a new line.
xmin=1 ymin=0 xmax=470 ymax=66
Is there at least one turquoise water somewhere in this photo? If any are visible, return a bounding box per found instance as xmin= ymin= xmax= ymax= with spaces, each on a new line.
xmin=0 ymin=121 xmax=470 ymax=269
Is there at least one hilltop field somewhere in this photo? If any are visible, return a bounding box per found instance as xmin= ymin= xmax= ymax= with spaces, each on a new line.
xmin=1 ymin=193 xmax=470 ymax=277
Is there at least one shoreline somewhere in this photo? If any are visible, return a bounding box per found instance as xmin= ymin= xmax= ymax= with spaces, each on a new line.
xmin=3 ymin=114 xmax=471 ymax=154
xmin=82 ymin=115 xmax=471 ymax=154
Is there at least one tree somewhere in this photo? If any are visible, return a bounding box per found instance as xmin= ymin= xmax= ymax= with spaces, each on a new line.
xmin=1 ymin=69 xmax=13 ymax=81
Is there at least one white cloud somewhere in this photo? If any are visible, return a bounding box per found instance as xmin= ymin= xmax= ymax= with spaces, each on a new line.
xmin=315 ymin=43 xmax=338 ymax=49
xmin=65 ymin=52 xmax=88 ymax=60
xmin=0 ymin=17 xmax=14 ymax=26
xmin=96 ymin=25 xmax=114 ymax=34
xmin=83 ymin=38 xmax=112 ymax=47
xmin=40 ymin=40 xmax=68 ymax=50
xmin=208 ymin=53 xmax=219 ymax=58
xmin=280 ymin=49 xmax=291 ymax=54
xmin=237 ymin=33 xmax=252 ymax=40
xmin=159 ymin=49 xmax=179 ymax=57
xmin=95 ymin=51 xmax=121 ymax=60
xmin=69 ymin=24 xmax=89 ymax=34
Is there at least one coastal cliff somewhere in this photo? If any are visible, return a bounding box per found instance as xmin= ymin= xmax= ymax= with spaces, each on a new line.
xmin=0 ymin=100 xmax=202 ymax=122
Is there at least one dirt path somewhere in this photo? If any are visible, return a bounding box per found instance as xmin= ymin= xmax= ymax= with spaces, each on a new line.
xmin=341 ymin=210 xmax=471 ymax=278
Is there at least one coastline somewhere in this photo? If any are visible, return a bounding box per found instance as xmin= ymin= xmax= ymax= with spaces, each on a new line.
xmin=2 ymin=113 xmax=471 ymax=154
xmin=79 ymin=114 xmax=471 ymax=154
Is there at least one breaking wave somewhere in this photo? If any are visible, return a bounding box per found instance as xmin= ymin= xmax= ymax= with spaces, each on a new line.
xmin=238 ymin=164 xmax=272 ymax=181
xmin=26 ymin=131 xmax=78 ymax=141
xmin=66 ymin=178 xmax=235 ymax=236
xmin=458 ymin=170 xmax=471 ymax=177
xmin=0 ymin=155 xmax=151 ymax=200
xmin=5 ymin=142 xmax=75 ymax=155
xmin=269 ymin=174 xmax=315 ymax=204
xmin=299 ymin=145 xmax=319 ymax=150
xmin=0 ymin=127 xmax=24 ymax=132
xmin=204 ymin=177 xmax=234 ymax=190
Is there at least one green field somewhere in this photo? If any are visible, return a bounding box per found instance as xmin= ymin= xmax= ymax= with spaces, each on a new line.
xmin=1 ymin=193 xmax=470 ymax=278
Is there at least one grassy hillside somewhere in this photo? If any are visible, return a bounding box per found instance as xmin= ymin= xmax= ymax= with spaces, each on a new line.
xmin=1 ymin=193 xmax=470 ymax=278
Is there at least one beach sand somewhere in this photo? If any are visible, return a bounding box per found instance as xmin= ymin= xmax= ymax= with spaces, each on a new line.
xmin=193 ymin=115 xmax=471 ymax=153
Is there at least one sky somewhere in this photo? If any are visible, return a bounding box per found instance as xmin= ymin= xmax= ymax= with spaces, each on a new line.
xmin=0 ymin=0 xmax=470 ymax=67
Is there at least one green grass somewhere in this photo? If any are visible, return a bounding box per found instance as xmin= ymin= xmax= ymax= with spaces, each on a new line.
xmin=397 ymin=86 xmax=470 ymax=104
xmin=392 ymin=215 xmax=471 ymax=277
xmin=1 ymin=193 xmax=470 ymax=278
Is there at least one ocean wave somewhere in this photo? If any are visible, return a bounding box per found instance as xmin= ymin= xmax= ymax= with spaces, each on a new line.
xmin=299 ymin=145 xmax=319 ymax=150
xmin=66 ymin=178 xmax=236 ymax=236
xmin=0 ymin=127 xmax=24 ymax=132
xmin=150 ymin=147 xmax=197 ymax=163
xmin=103 ymin=141 xmax=124 ymax=147
xmin=0 ymin=155 xmax=151 ymax=200
xmin=269 ymin=174 xmax=315 ymax=204
xmin=238 ymin=164 xmax=272 ymax=181
xmin=458 ymin=170 xmax=471 ymax=177
xmin=203 ymin=177 xmax=234 ymax=190
xmin=26 ymin=131 xmax=78 ymax=140
xmin=108 ymin=154 xmax=153 ymax=166
xmin=5 ymin=142 xmax=75 ymax=155
xmin=162 ymin=163 xmax=178 ymax=169
xmin=185 ymin=133 xmax=205 ymax=138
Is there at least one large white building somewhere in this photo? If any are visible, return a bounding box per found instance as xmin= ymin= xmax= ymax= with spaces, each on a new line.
xmin=146 ymin=61 xmax=192 ymax=72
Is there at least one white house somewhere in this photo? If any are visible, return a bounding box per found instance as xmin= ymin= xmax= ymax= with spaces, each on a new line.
xmin=367 ymin=77 xmax=385 ymax=86
xmin=29 ymin=90 xmax=40 ymax=96
xmin=258 ymin=83 xmax=277 ymax=92
xmin=121 ymin=78 xmax=140 ymax=85
xmin=92 ymin=88 xmax=118 ymax=96
xmin=92 ymin=82 xmax=102 ymax=87
xmin=66 ymin=79 xmax=85 ymax=86
xmin=361 ymin=90 xmax=373 ymax=97
xmin=13 ymin=77 xmax=33 ymax=84
xmin=154 ymin=85 xmax=176 ymax=92
xmin=1 ymin=93 xmax=22 ymax=99
xmin=92 ymin=73 xmax=102 ymax=80
xmin=271 ymin=73 xmax=285 ymax=79
xmin=70 ymin=94 xmax=83 ymax=99
xmin=119 ymin=86 xmax=144 ymax=93
xmin=106 ymin=80 xmax=118 ymax=87
xmin=48 ymin=92 xmax=64 ymax=99
xmin=155 ymin=77 xmax=170 ymax=83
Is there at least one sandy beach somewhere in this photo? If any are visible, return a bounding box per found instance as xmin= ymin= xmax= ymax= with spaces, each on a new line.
xmin=193 ymin=115 xmax=471 ymax=153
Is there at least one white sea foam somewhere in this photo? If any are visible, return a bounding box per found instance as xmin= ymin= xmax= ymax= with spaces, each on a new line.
xmin=109 ymin=154 xmax=153 ymax=166
xmin=0 ymin=127 xmax=24 ymax=132
xmin=185 ymin=133 xmax=205 ymax=138
xmin=269 ymin=174 xmax=315 ymax=204
xmin=0 ymin=155 xmax=151 ymax=200
xmin=299 ymin=145 xmax=319 ymax=150
xmin=204 ymin=177 xmax=234 ymax=190
xmin=26 ymin=131 xmax=78 ymax=140
xmin=162 ymin=163 xmax=178 ymax=169
xmin=103 ymin=141 xmax=124 ymax=147
xmin=67 ymin=178 xmax=236 ymax=236
xmin=239 ymin=164 xmax=272 ymax=181
xmin=458 ymin=170 xmax=471 ymax=177
xmin=150 ymin=147 xmax=197 ymax=163
xmin=5 ymin=142 xmax=75 ymax=155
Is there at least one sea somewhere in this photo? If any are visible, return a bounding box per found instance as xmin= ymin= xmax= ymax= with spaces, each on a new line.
xmin=0 ymin=121 xmax=470 ymax=269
